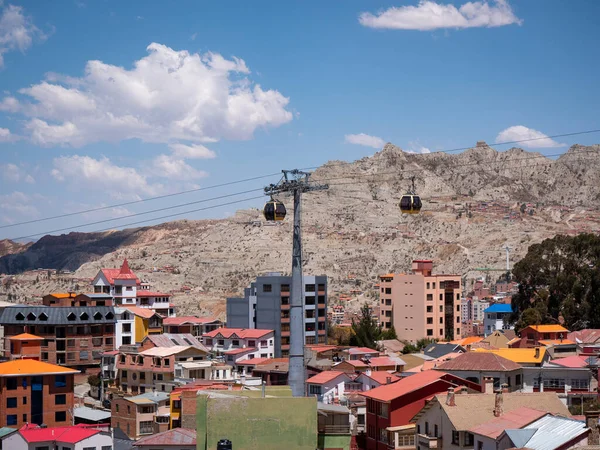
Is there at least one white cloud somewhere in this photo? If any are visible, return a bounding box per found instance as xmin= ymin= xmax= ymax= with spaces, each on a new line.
xmin=407 ymin=140 xmax=431 ymax=154
xmin=495 ymin=125 xmax=565 ymax=149
xmin=152 ymin=154 xmax=208 ymax=181
xmin=0 ymin=191 xmax=39 ymax=221
xmin=1 ymin=43 xmax=292 ymax=146
xmin=0 ymin=163 xmax=35 ymax=183
xmin=51 ymin=155 xmax=164 ymax=199
xmin=0 ymin=126 xmax=12 ymax=141
xmin=345 ymin=133 xmax=386 ymax=149
xmin=169 ymin=142 xmax=216 ymax=159
xmin=0 ymin=3 xmax=46 ymax=68
xmin=359 ymin=0 xmax=522 ymax=31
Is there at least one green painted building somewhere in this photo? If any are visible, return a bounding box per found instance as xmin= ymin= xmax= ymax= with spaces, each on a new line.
xmin=196 ymin=388 xmax=317 ymax=450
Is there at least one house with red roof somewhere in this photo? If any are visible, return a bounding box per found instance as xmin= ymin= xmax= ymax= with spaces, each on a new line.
xmin=360 ymin=371 xmax=481 ymax=450
xmin=3 ymin=423 xmax=112 ymax=450
xmin=133 ymin=428 xmax=196 ymax=450
xmin=306 ymin=371 xmax=354 ymax=403
xmin=92 ymin=259 xmax=175 ymax=317
xmin=511 ymin=324 xmax=570 ymax=348
xmin=163 ymin=316 xmax=222 ymax=336
xmin=202 ymin=328 xmax=275 ymax=362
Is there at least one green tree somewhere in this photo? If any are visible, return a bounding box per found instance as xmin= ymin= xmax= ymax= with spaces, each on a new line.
xmin=511 ymin=233 xmax=600 ymax=330
xmin=350 ymin=303 xmax=382 ymax=349
xmin=381 ymin=326 xmax=398 ymax=340
xmin=401 ymin=337 xmax=437 ymax=354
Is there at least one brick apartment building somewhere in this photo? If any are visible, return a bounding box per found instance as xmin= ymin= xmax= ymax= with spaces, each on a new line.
xmin=226 ymin=273 xmax=328 ymax=357
xmin=0 ymin=359 xmax=78 ymax=429
xmin=111 ymin=391 xmax=171 ymax=439
xmin=378 ymin=260 xmax=462 ymax=343
xmin=0 ymin=306 xmax=117 ymax=369
xmin=43 ymin=292 xmax=114 ymax=307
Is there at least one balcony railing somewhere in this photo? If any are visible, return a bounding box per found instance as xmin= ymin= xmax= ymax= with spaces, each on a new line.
xmin=318 ymin=425 xmax=351 ymax=434
xmin=417 ymin=434 xmax=440 ymax=449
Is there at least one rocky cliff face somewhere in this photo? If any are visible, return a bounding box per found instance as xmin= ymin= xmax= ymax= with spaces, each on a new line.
xmin=1 ymin=143 xmax=599 ymax=317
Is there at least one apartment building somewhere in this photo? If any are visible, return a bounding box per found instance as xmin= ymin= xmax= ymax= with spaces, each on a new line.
xmin=92 ymin=259 xmax=175 ymax=317
xmin=116 ymin=344 xmax=209 ymax=394
xmin=111 ymin=391 xmax=171 ymax=439
xmin=226 ymin=273 xmax=328 ymax=357
xmin=202 ymin=328 xmax=275 ymax=365
xmin=115 ymin=307 xmax=136 ymax=348
xmin=0 ymin=306 xmax=116 ymax=369
xmin=123 ymin=306 xmax=163 ymax=344
xmin=379 ymin=260 xmax=462 ymax=343
xmin=0 ymin=359 xmax=78 ymax=428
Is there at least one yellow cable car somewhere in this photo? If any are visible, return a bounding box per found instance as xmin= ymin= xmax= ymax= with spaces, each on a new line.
xmin=400 ymin=177 xmax=422 ymax=214
xmin=263 ymin=198 xmax=287 ymax=221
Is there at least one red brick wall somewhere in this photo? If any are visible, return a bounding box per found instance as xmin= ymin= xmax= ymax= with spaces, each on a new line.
xmin=111 ymin=397 xmax=138 ymax=439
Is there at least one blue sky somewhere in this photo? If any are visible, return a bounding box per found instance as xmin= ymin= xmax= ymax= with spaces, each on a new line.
xmin=0 ymin=0 xmax=599 ymax=240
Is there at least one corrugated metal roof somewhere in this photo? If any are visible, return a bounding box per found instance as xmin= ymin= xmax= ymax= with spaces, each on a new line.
xmin=504 ymin=428 xmax=536 ymax=447
xmin=73 ymin=406 xmax=111 ymax=422
xmin=436 ymin=352 xmax=521 ymax=371
xmin=518 ymin=415 xmax=587 ymax=450
xmin=125 ymin=391 xmax=170 ymax=404
xmin=484 ymin=304 xmax=513 ymax=313
xmin=0 ymin=306 xmax=116 ymax=324
xmin=0 ymin=427 xmax=17 ymax=439
xmin=144 ymin=333 xmax=208 ymax=351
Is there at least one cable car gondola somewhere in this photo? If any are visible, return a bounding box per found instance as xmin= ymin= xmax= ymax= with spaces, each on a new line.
xmin=400 ymin=177 xmax=422 ymax=214
xmin=263 ymin=198 xmax=287 ymax=221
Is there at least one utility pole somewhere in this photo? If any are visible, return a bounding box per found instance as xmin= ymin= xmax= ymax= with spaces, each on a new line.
xmin=265 ymin=170 xmax=328 ymax=397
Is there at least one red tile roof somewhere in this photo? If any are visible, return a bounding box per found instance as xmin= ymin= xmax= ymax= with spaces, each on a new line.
xmin=360 ymin=370 xmax=452 ymax=402
xmin=163 ymin=316 xmax=218 ymax=325
xmin=435 ymin=352 xmax=521 ymax=372
xmin=236 ymin=357 xmax=270 ymax=366
xmin=133 ymin=428 xmax=196 ymax=447
xmin=203 ymin=328 xmax=273 ymax=339
xmin=306 ymin=370 xmax=352 ymax=385
xmin=361 ymin=371 xmax=400 ymax=385
xmin=136 ymin=291 xmax=171 ymax=297
xmin=550 ymin=355 xmax=590 ymax=368
xmin=100 ymin=259 xmax=140 ymax=284
xmin=19 ymin=424 xmax=106 ymax=444
xmin=343 ymin=360 xmax=369 ymax=368
xmin=368 ymin=357 xmax=401 ymax=367
xmin=123 ymin=306 xmax=159 ymax=319
xmin=348 ymin=347 xmax=380 ymax=355
xmin=469 ymin=407 xmax=546 ymax=439
xmin=224 ymin=347 xmax=256 ymax=355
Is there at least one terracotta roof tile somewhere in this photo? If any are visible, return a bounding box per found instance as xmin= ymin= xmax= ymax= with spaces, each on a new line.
xmin=203 ymin=328 xmax=273 ymax=339
xmin=360 ymin=370 xmax=454 ymax=402
xmin=435 ymin=352 xmax=521 ymax=372
xmin=306 ymin=371 xmax=352 ymax=385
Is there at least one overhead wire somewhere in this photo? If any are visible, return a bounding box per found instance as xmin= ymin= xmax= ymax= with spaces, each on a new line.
xmin=3 ymin=128 xmax=598 ymax=230
xmin=9 ymin=147 xmax=598 ymax=241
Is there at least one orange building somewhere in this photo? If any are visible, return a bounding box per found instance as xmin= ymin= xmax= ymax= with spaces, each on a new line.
xmin=378 ymin=260 xmax=462 ymax=343
xmin=5 ymin=333 xmax=43 ymax=360
xmin=0 ymin=359 xmax=78 ymax=428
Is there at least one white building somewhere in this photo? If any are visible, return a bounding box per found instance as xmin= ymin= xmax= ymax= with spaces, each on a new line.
xmin=202 ymin=328 xmax=275 ymax=362
xmin=92 ymin=259 xmax=175 ymax=317
xmin=472 ymin=299 xmax=490 ymax=322
xmin=306 ymin=371 xmax=352 ymax=403
xmin=115 ymin=306 xmax=136 ymax=347
xmin=483 ymin=304 xmax=513 ymax=336
xmin=3 ymin=424 xmax=113 ymax=450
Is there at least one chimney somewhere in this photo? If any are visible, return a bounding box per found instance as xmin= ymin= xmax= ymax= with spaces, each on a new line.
xmin=493 ymin=390 xmax=504 ymax=417
xmin=483 ymin=377 xmax=494 ymax=394
xmin=446 ymin=388 xmax=456 ymax=406
xmin=386 ymin=377 xmax=392 ymax=385
xmin=534 ymin=347 xmax=540 ymax=359
xmin=585 ymin=410 xmax=600 ymax=445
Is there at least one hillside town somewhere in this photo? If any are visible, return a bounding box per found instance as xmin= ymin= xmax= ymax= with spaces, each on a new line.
xmin=0 ymin=255 xmax=599 ymax=450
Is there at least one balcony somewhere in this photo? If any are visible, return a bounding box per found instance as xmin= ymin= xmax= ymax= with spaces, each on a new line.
xmin=417 ymin=434 xmax=440 ymax=449
xmin=318 ymin=424 xmax=350 ymax=434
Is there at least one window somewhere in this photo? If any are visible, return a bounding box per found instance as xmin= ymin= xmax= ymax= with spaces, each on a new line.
xmin=122 ymin=323 xmax=131 ymax=332
xmin=127 ymin=405 xmax=131 ymax=414
xmin=427 ymin=306 xmax=433 ymax=313
xmin=55 ymin=411 xmax=67 ymax=422
xmin=432 ymin=283 xmax=436 ymax=289
xmin=457 ymin=328 xmax=460 ymax=335
xmin=55 ymin=375 xmax=67 ymax=388
xmin=305 ymin=296 xmax=315 ymax=305
xmin=23 ymin=396 xmax=27 ymax=405
xmin=7 ymin=415 xmax=17 ymax=425
xmin=427 ymin=318 xmax=433 ymax=324
xmin=308 ymin=385 xmax=322 ymax=395
xmin=281 ymin=284 xmax=290 ymax=293
xmin=6 ymin=378 xmax=17 ymax=390
xmin=426 ymin=282 xmax=430 ymax=289
xmin=572 ymin=379 xmax=589 ymax=390
xmin=248 ymin=340 xmax=255 ymax=347
xmin=218 ymin=339 xmax=224 ymax=346
xmin=451 ymin=430 xmax=459 ymax=445
xmin=116 ymin=404 xmax=119 ymax=412
xmin=440 ymin=329 xmax=443 ymax=336
xmin=385 ymin=288 xmax=391 ymax=294
xmin=318 ymin=283 xmax=325 ymax=291
xmin=516 ymin=374 xmax=522 ymax=386
xmin=440 ymin=318 xmax=443 ymax=324
xmin=464 ymin=432 xmax=474 ymax=446
xmin=305 ymin=284 xmax=316 ymax=292
xmin=55 ymin=394 xmax=66 ymax=405
xmin=434 ymin=424 xmax=438 ymax=437
xmin=102 ymin=445 xmax=113 ymax=450
xmin=457 ymin=317 xmax=460 ymax=323
xmin=439 ymin=294 xmax=443 ymax=301
xmin=232 ymin=339 xmax=240 ymax=346
xmin=262 ymin=284 xmax=272 ymax=293
xmin=440 ymin=305 xmax=443 ymax=312
xmin=140 ymin=421 xmax=154 ymax=434
xmin=80 ymin=350 xmax=89 ymax=360
xmin=34 ymin=447 xmax=50 ymax=450
xmin=426 ymin=329 xmax=433 ymax=336
xmin=457 ymin=305 xmax=460 ymax=312
xmin=426 ymin=294 xmax=433 ymax=301
xmin=7 ymin=397 xmax=17 ymax=408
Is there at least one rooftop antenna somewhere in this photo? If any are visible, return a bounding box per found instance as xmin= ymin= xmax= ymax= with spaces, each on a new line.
xmin=264 ymin=170 xmax=328 ymax=397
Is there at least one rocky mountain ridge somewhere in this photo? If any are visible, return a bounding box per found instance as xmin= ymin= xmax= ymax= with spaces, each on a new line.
xmin=1 ymin=142 xmax=599 ymax=318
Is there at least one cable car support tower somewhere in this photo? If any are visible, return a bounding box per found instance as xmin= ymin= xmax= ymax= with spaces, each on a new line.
xmin=264 ymin=170 xmax=328 ymax=397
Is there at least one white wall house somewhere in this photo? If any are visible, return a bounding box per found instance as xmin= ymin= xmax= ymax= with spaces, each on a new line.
xmin=306 ymin=371 xmax=352 ymax=403
xmin=115 ymin=307 xmax=136 ymax=348
xmin=202 ymin=328 xmax=275 ymax=360
xmin=483 ymin=304 xmax=513 ymax=336
xmin=521 ymin=365 xmax=594 ymax=397
xmin=3 ymin=425 xmax=113 ymax=450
